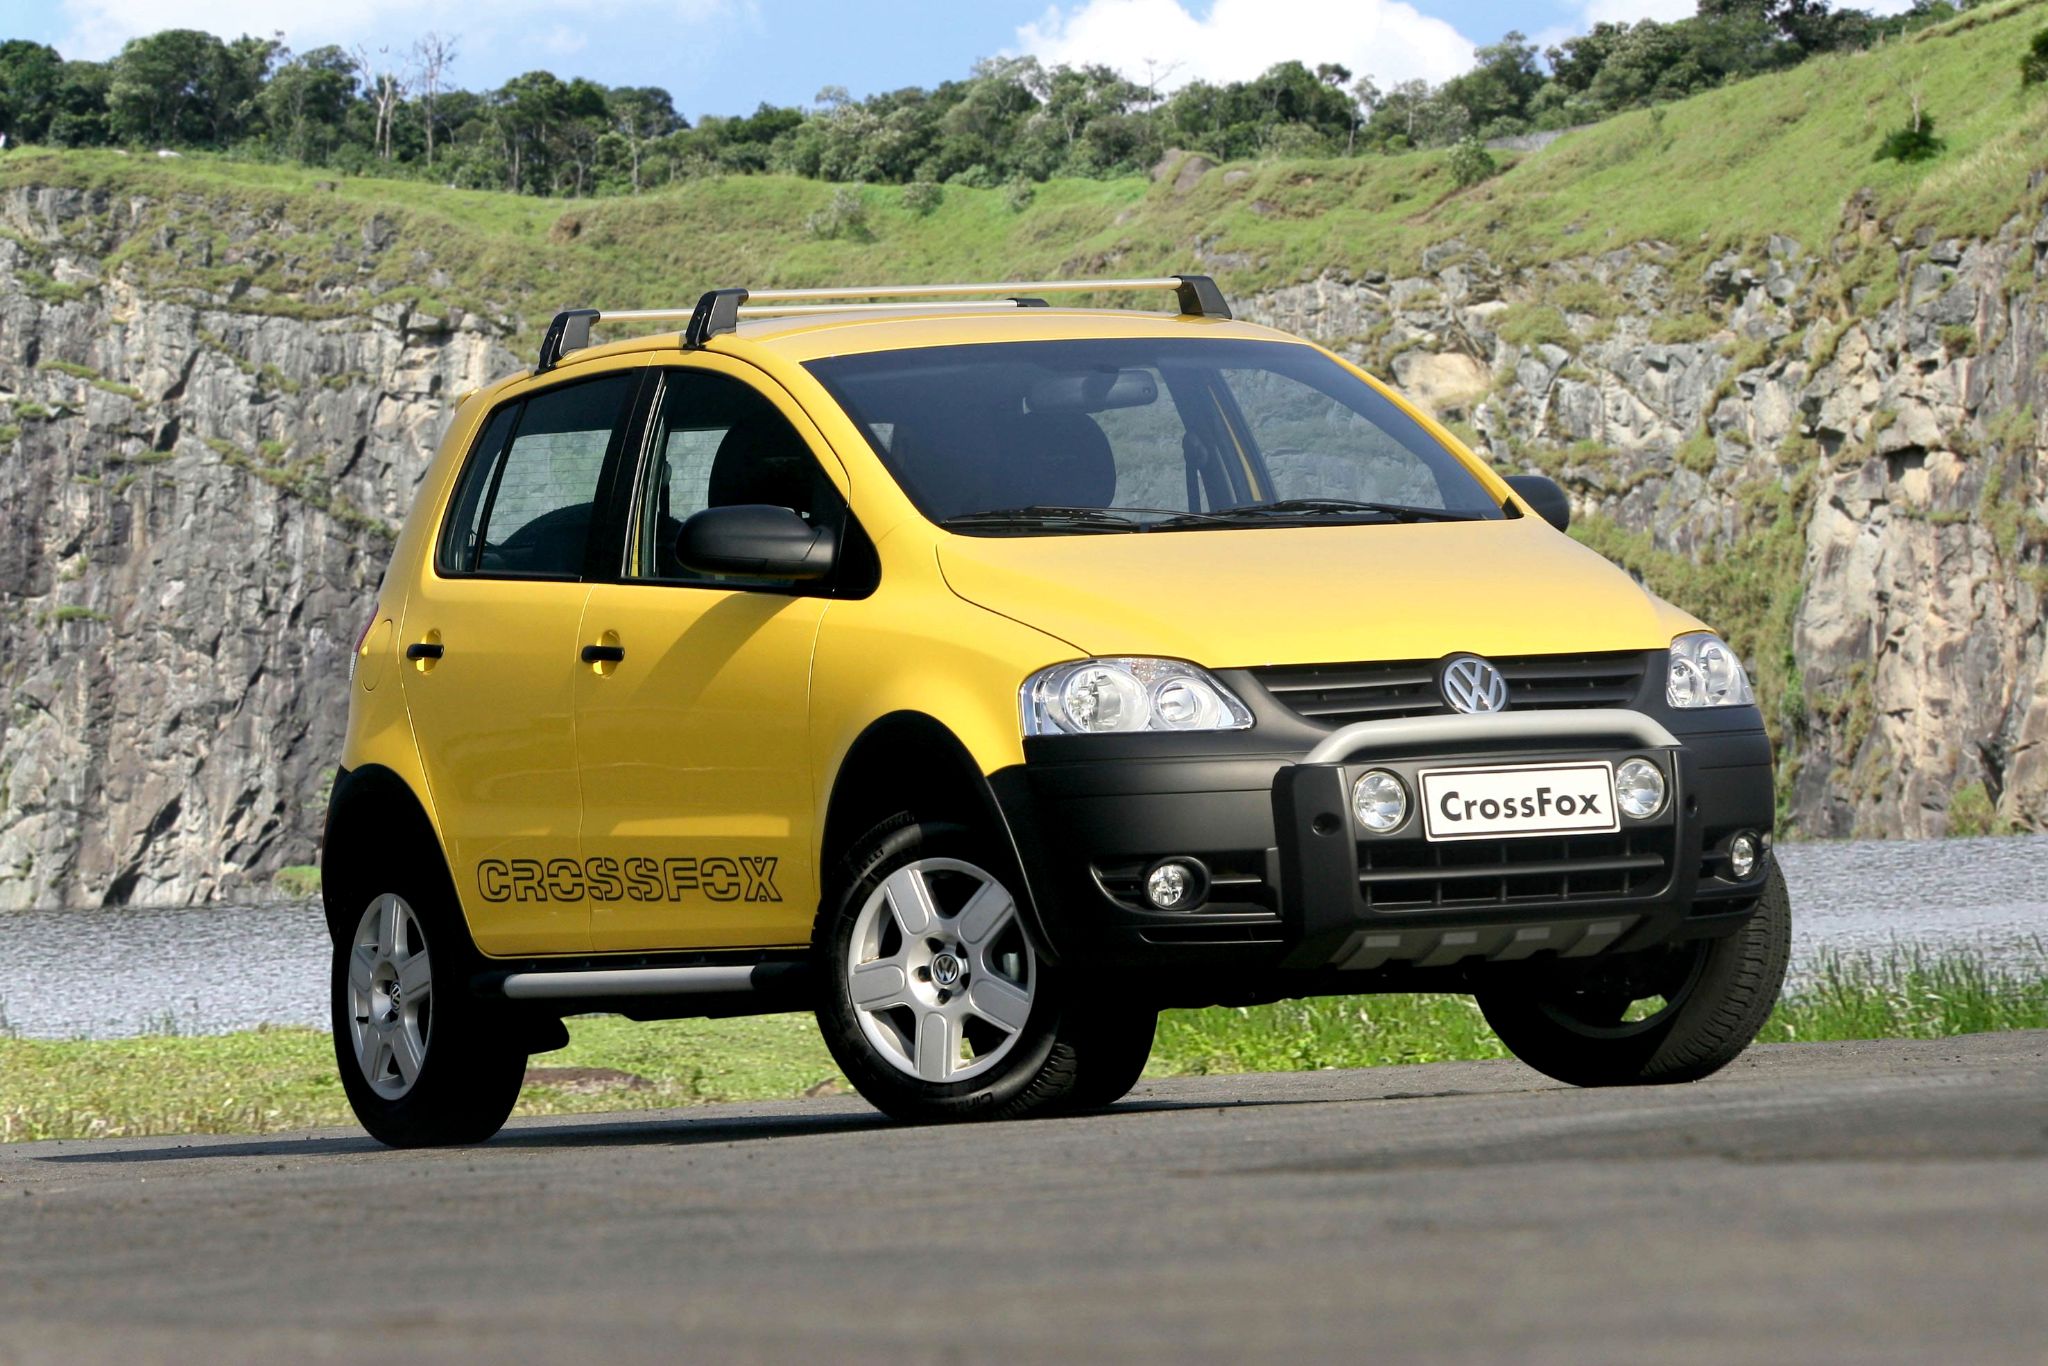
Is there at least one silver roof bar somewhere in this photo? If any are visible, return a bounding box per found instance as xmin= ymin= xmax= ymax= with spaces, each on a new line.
xmin=534 ymin=274 xmax=1231 ymax=371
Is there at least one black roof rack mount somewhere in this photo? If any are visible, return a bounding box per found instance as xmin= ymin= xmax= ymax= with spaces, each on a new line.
xmin=534 ymin=274 xmax=1231 ymax=372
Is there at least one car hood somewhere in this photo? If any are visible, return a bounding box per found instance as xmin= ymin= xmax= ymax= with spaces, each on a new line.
xmin=936 ymin=518 xmax=1703 ymax=666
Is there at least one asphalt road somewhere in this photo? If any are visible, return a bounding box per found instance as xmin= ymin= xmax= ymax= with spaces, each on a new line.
xmin=3 ymin=1034 xmax=2045 ymax=1365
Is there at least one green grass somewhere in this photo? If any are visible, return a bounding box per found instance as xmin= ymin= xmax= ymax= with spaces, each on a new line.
xmin=2 ymin=949 xmax=2040 ymax=1143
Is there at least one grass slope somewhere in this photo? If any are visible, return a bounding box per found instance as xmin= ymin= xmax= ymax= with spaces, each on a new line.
xmin=3 ymin=949 xmax=2043 ymax=1142
xmin=3 ymin=0 xmax=2044 ymax=337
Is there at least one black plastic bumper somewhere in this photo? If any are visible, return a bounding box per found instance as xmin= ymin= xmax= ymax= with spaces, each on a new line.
xmin=989 ymin=702 xmax=1774 ymax=999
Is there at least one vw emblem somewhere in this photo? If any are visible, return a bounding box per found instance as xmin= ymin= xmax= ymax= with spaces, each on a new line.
xmin=1440 ymin=654 xmax=1509 ymax=715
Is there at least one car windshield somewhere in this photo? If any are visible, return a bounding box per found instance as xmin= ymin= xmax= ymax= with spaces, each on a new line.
xmin=804 ymin=338 xmax=1505 ymax=534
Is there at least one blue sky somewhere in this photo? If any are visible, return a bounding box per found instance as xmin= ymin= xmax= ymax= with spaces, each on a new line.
xmin=0 ymin=0 xmax=1904 ymax=121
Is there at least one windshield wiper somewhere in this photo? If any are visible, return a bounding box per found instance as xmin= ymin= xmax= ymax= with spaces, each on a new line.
xmin=939 ymin=505 xmax=1147 ymax=533
xmin=1163 ymin=498 xmax=1481 ymax=527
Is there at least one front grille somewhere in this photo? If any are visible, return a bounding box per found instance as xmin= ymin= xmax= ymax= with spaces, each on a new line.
xmin=1357 ymin=829 xmax=1673 ymax=913
xmin=1251 ymin=651 xmax=1650 ymax=726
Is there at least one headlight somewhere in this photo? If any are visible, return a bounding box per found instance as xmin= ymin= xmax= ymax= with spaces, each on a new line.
xmin=1022 ymin=658 xmax=1254 ymax=736
xmin=1667 ymin=633 xmax=1756 ymax=709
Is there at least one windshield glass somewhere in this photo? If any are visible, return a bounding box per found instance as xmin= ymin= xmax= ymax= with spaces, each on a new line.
xmin=805 ymin=338 xmax=1505 ymax=533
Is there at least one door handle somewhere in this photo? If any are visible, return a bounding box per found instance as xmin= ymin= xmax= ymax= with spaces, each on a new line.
xmin=405 ymin=642 xmax=444 ymax=661
xmin=581 ymin=644 xmax=626 ymax=664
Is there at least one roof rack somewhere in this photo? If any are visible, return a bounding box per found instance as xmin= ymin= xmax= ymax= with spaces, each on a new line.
xmin=534 ymin=275 xmax=1231 ymax=371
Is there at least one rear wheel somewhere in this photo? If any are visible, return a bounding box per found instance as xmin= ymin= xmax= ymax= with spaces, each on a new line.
xmin=816 ymin=818 xmax=1156 ymax=1122
xmin=1476 ymin=861 xmax=1791 ymax=1087
xmin=332 ymin=882 xmax=527 ymax=1147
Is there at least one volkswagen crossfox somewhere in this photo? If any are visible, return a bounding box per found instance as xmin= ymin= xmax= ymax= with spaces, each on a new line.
xmin=324 ymin=276 xmax=1789 ymax=1145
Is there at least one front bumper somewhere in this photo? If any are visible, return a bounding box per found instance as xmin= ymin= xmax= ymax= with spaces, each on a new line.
xmin=989 ymin=697 xmax=1774 ymax=1001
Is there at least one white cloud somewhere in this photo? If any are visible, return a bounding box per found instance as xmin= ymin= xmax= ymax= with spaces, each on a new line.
xmin=541 ymin=24 xmax=589 ymax=57
xmin=1580 ymin=0 xmax=1694 ymax=24
xmin=57 ymin=0 xmax=736 ymax=60
xmin=1016 ymin=0 xmax=1474 ymax=92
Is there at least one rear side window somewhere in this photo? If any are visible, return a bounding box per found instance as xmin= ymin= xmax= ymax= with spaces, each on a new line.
xmin=437 ymin=374 xmax=634 ymax=578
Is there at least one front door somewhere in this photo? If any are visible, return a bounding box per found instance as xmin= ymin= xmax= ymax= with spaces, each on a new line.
xmin=573 ymin=363 xmax=850 ymax=952
xmin=399 ymin=367 xmax=641 ymax=956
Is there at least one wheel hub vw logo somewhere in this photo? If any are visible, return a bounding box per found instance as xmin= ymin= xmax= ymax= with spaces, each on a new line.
xmin=1440 ymin=654 xmax=1509 ymax=714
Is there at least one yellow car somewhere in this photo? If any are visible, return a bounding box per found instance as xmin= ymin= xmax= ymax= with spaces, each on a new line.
xmin=324 ymin=276 xmax=1789 ymax=1146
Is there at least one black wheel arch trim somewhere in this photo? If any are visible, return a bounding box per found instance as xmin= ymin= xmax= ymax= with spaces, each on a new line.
xmin=321 ymin=764 xmax=460 ymax=944
xmin=820 ymin=711 xmax=1062 ymax=965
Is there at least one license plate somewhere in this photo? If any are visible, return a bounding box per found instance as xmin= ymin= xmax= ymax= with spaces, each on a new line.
xmin=1417 ymin=762 xmax=1618 ymax=842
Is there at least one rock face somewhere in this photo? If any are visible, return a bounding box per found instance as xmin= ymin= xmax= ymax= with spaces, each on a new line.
xmin=0 ymin=181 xmax=2043 ymax=907
xmin=0 ymin=185 xmax=515 ymax=908
xmin=1243 ymin=212 xmax=2048 ymax=842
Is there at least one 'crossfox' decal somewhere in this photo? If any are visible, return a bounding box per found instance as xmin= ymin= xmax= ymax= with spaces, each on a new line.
xmin=476 ymin=856 xmax=781 ymax=904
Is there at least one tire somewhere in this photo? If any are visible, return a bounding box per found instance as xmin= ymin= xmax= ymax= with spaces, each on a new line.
xmin=814 ymin=816 xmax=1156 ymax=1123
xmin=331 ymin=866 xmax=528 ymax=1148
xmin=1476 ymin=860 xmax=1791 ymax=1088
xmin=1056 ymin=1002 xmax=1158 ymax=1113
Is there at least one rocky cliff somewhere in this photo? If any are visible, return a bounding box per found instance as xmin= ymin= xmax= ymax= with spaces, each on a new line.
xmin=1 ymin=176 xmax=2043 ymax=907
xmin=0 ymin=184 xmax=516 ymax=908
xmin=1249 ymin=192 xmax=2048 ymax=841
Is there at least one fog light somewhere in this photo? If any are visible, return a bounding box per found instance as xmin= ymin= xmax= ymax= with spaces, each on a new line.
xmin=1145 ymin=860 xmax=1206 ymax=910
xmin=1352 ymin=770 xmax=1409 ymax=833
xmin=1729 ymin=832 xmax=1759 ymax=880
xmin=1615 ymin=757 xmax=1666 ymax=819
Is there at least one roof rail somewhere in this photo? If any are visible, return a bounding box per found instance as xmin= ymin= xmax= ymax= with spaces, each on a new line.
xmin=533 ymin=275 xmax=1230 ymax=371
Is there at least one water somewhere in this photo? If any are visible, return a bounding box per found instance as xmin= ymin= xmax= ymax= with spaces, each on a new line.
xmin=1 ymin=836 xmax=2043 ymax=1040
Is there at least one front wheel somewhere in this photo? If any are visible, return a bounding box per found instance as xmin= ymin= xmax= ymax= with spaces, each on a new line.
xmin=1476 ymin=861 xmax=1791 ymax=1087
xmin=815 ymin=818 xmax=1156 ymax=1122
xmin=332 ymin=886 xmax=527 ymax=1147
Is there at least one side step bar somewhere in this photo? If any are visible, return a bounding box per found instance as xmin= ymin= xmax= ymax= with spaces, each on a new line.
xmin=498 ymin=962 xmax=800 ymax=1001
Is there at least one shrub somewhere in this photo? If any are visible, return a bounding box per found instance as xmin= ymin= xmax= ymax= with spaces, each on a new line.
xmin=1874 ymin=111 xmax=1945 ymax=163
xmin=1941 ymin=323 xmax=1978 ymax=357
xmin=1448 ymin=136 xmax=1497 ymax=189
xmin=2022 ymin=27 xmax=2048 ymax=87
xmin=1494 ymin=302 xmax=1574 ymax=350
xmin=275 ymin=865 xmax=322 ymax=899
xmin=1947 ymin=782 xmax=2008 ymax=836
xmin=1651 ymin=313 xmax=1719 ymax=345
xmin=1003 ymin=178 xmax=1036 ymax=213
xmin=900 ymin=180 xmax=943 ymax=217
xmin=803 ymin=187 xmax=870 ymax=241
xmin=1676 ymin=432 xmax=1718 ymax=474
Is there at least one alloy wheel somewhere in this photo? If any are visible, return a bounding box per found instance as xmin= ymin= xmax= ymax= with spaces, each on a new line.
xmin=346 ymin=893 xmax=434 ymax=1099
xmin=845 ymin=858 xmax=1036 ymax=1084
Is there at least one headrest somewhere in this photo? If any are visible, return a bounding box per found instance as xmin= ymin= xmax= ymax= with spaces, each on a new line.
xmin=985 ymin=411 xmax=1117 ymax=510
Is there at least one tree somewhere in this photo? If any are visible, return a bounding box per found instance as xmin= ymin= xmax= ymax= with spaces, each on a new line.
xmin=492 ymin=70 xmax=564 ymax=192
xmin=1346 ymin=73 xmax=1381 ymax=154
xmin=0 ymin=40 xmax=64 ymax=143
xmin=47 ymin=60 xmax=112 ymax=147
xmin=606 ymin=86 xmax=680 ymax=192
xmin=351 ymin=44 xmax=411 ymax=160
xmin=1439 ymin=31 xmax=1542 ymax=134
xmin=260 ymin=45 xmax=355 ymax=161
xmin=412 ymin=32 xmax=457 ymax=167
xmin=108 ymin=29 xmax=272 ymax=146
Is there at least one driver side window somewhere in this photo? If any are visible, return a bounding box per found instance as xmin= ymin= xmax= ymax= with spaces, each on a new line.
xmin=631 ymin=370 xmax=843 ymax=584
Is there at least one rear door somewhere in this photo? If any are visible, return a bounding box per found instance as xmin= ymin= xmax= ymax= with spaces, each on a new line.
xmin=399 ymin=364 xmax=645 ymax=956
xmin=572 ymin=360 xmax=853 ymax=952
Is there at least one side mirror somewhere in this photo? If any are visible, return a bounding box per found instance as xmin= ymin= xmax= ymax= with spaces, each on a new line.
xmin=677 ymin=504 xmax=836 ymax=581
xmin=1504 ymin=474 xmax=1570 ymax=533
